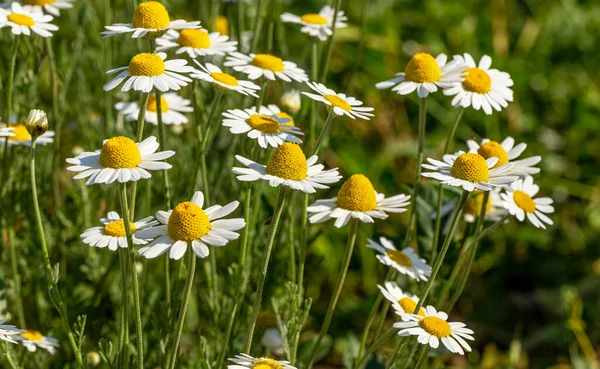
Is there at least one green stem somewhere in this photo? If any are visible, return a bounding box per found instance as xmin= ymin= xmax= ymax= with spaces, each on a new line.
xmin=1 ymin=343 xmax=20 ymax=369
xmin=118 ymin=248 xmax=130 ymax=369
xmin=312 ymin=111 xmax=335 ymax=155
xmin=236 ymin=0 xmax=244 ymax=51
xmin=414 ymin=346 xmax=430 ymax=369
xmin=8 ymin=228 xmax=25 ymax=328
xmin=385 ymin=339 xmax=407 ymax=369
xmin=255 ymin=80 xmax=268 ymax=110
xmin=197 ymin=92 xmax=223 ymax=204
xmin=319 ymin=0 xmax=342 ymax=82
xmin=250 ymin=0 xmax=265 ymax=52
xmin=354 ymin=328 xmax=397 ymax=369
xmin=46 ymin=38 xmax=61 ymax=213
xmin=155 ymin=90 xmax=171 ymax=209
xmin=297 ymin=192 xmax=309 ymax=292
xmin=436 ymin=223 xmax=473 ymax=307
xmin=5 ymin=35 xmax=19 ymax=122
xmin=306 ymin=41 xmax=319 ymax=154
xmin=128 ymin=92 xmax=150 ymax=220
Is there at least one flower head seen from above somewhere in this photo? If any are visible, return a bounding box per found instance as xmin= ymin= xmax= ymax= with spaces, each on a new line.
xmin=101 ymin=1 xmax=200 ymax=39
xmin=303 ymin=82 xmax=374 ymax=120
xmin=232 ymin=142 xmax=341 ymax=194
xmin=260 ymin=104 xmax=296 ymax=126
xmin=378 ymin=281 xmax=425 ymax=318
xmin=136 ymin=191 xmax=245 ymax=260
xmin=66 ymin=135 xmax=174 ymax=185
xmin=16 ymin=0 xmax=75 ymax=16
xmin=463 ymin=189 xmax=505 ymax=223
xmin=394 ymin=305 xmax=474 ymax=355
xmin=228 ymin=353 xmax=296 ymax=369
xmin=466 ymin=136 xmax=541 ymax=176
xmin=81 ymin=211 xmax=158 ymax=251
xmin=280 ymin=5 xmax=347 ymax=41
xmin=225 ymin=52 xmax=308 ymax=83
xmin=20 ymin=330 xmax=59 ymax=354
xmin=191 ymin=62 xmax=260 ymax=97
xmin=443 ymin=54 xmax=514 ymax=115
xmin=280 ymin=89 xmax=301 ymax=114
xmin=366 ymin=237 xmax=431 ymax=281
xmin=156 ymin=28 xmax=237 ymax=57
xmin=500 ymin=176 xmax=554 ymax=229
xmin=376 ymin=53 xmax=464 ymax=98
xmin=115 ymin=93 xmax=192 ymax=126
xmin=0 ymin=321 xmax=25 ymax=344
xmin=104 ymin=52 xmax=194 ymax=93
xmin=0 ymin=2 xmax=58 ymax=37
xmin=0 ymin=123 xmax=54 ymax=147
xmin=307 ymin=174 xmax=411 ymax=228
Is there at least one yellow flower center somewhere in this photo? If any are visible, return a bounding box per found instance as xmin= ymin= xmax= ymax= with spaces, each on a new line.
xmin=167 ymin=202 xmax=211 ymax=242
xmin=177 ymin=29 xmax=211 ymax=48
xmin=419 ymin=316 xmax=452 ymax=338
xmin=99 ymin=136 xmax=142 ymax=169
xmin=210 ymin=72 xmax=239 ymax=86
xmin=7 ymin=124 xmax=31 ymax=142
xmin=146 ymin=95 xmax=169 ymax=112
xmin=335 ymin=174 xmax=377 ymax=212
xmin=450 ymin=153 xmax=489 ymax=183
xmin=477 ymin=141 xmax=508 ymax=168
xmin=247 ymin=114 xmax=281 ymax=133
xmin=386 ymin=249 xmax=413 ymax=266
xmin=7 ymin=13 xmax=35 ymax=27
xmin=128 ymin=53 xmax=166 ymax=77
xmin=513 ymin=190 xmax=536 ymax=213
xmin=21 ymin=0 xmax=54 ymax=5
xmin=275 ymin=112 xmax=294 ymax=126
xmin=251 ymin=54 xmax=285 ymax=72
xmin=398 ymin=297 xmax=425 ymax=316
xmin=464 ymin=191 xmax=492 ymax=217
xmin=103 ymin=220 xmax=137 ymax=237
xmin=404 ymin=53 xmax=441 ymax=83
xmin=463 ymin=67 xmax=492 ymax=94
xmin=300 ymin=13 xmax=328 ymax=25
xmin=214 ymin=15 xmax=228 ymax=35
xmin=324 ymin=94 xmax=351 ymax=112
xmin=21 ymin=330 xmax=44 ymax=341
xmin=252 ymin=358 xmax=283 ymax=369
xmin=132 ymin=1 xmax=170 ymax=30
xmin=265 ymin=142 xmax=307 ymax=181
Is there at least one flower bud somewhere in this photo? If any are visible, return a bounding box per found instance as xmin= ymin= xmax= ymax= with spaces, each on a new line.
xmin=86 ymin=352 xmax=101 ymax=366
xmin=280 ymin=90 xmax=301 ymax=114
xmin=25 ymin=109 xmax=48 ymax=139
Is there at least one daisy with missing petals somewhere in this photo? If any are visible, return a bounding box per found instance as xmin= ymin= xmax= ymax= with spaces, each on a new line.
xmin=14 ymin=0 xmax=75 ymax=17
xmin=156 ymin=28 xmax=237 ymax=57
xmin=0 ymin=123 xmax=54 ymax=147
xmin=225 ymin=52 xmax=308 ymax=82
xmin=303 ymin=82 xmax=374 ymax=120
xmin=222 ymin=108 xmax=302 ymax=149
xmin=80 ymin=211 xmax=158 ymax=251
xmin=443 ymin=54 xmax=514 ymax=115
xmin=233 ymin=142 xmax=341 ymax=194
xmin=378 ymin=281 xmax=425 ymax=317
xmin=20 ymin=330 xmax=59 ymax=354
xmin=136 ymin=191 xmax=245 ymax=260
xmin=191 ymin=62 xmax=260 ymax=97
xmin=115 ymin=93 xmax=192 ymax=126
xmin=466 ymin=136 xmax=541 ymax=176
xmin=500 ymin=176 xmax=554 ymax=229
xmin=0 ymin=2 xmax=58 ymax=37
xmin=463 ymin=189 xmax=505 ymax=223
xmin=66 ymin=136 xmax=174 ymax=185
xmin=366 ymin=237 xmax=431 ymax=281
xmin=375 ymin=53 xmax=463 ymax=98
xmin=101 ymin=1 xmax=199 ymax=39
xmin=104 ymin=52 xmax=194 ymax=93
xmin=307 ymin=174 xmax=410 ymax=228
xmin=0 ymin=321 xmax=24 ymax=344
xmin=280 ymin=5 xmax=347 ymax=41
xmin=228 ymin=353 xmax=296 ymax=369
xmin=394 ymin=306 xmax=474 ymax=355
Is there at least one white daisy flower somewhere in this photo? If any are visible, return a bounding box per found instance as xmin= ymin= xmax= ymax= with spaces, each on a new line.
xmin=224 ymin=52 xmax=308 ymax=83
xmin=136 ymin=191 xmax=245 ymax=260
xmin=375 ymin=53 xmax=464 ymax=98
xmin=421 ymin=150 xmax=519 ymax=192
xmin=0 ymin=2 xmax=58 ymax=37
xmin=462 ymin=189 xmax=506 ymax=223
xmin=443 ymin=54 xmax=514 ymax=115
xmin=20 ymin=330 xmax=59 ymax=354
xmin=500 ymin=176 xmax=554 ymax=229
xmin=260 ymin=104 xmax=296 ymax=126
xmin=307 ymin=174 xmax=410 ymax=228
xmin=466 ymin=136 xmax=541 ymax=176
xmin=191 ymin=62 xmax=260 ymax=97
xmin=302 ymin=82 xmax=374 ymax=120
xmin=366 ymin=237 xmax=431 ymax=281
xmin=11 ymin=0 xmax=75 ymax=17
xmin=280 ymin=5 xmax=347 ymax=41
xmin=101 ymin=1 xmax=200 ymax=39
xmin=280 ymin=89 xmax=301 ymax=114
xmin=232 ymin=142 xmax=341 ymax=194
xmin=115 ymin=93 xmax=192 ymax=126
xmin=80 ymin=211 xmax=158 ymax=251
xmin=66 ymin=136 xmax=174 ymax=185
xmin=0 ymin=321 xmax=25 ymax=344
xmin=378 ymin=281 xmax=426 ymax=317
xmin=156 ymin=28 xmax=237 ymax=57
xmin=222 ymin=107 xmax=303 ymax=149
xmin=0 ymin=125 xmax=14 ymax=137
xmin=228 ymin=353 xmax=296 ymax=369
xmin=0 ymin=123 xmax=54 ymax=147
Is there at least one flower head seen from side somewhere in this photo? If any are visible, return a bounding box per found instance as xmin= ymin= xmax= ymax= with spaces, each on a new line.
xmin=104 ymin=52 xmax=194 ymax=93
xmin=0 ymin=2 xmax=58 ymax=37
xmin=466 ymin=136 xmax=541 ymax=176
xmin=280 ymin=5 xmax=347 ymax=41
xmin=232 ymin=142 xmax=341 ymax=194
xmin=307 ymin=174 xmax=410 ymax=228
xmin=366 ymin=237 xmax=431 ymax=281
xmin=443 ymin=53 xmax=514 ymax=115
xmin=394 ymin=306 xmax=474 ymax=355
xmin=115 ymin=93 xmax=192 ymax=126
xmin=228 ymin=353 xmax=296 ymax=369
xmin=17 ymin=0 xmax=75 ymax=17
xmin=66 ymin=136 xmax=174 ymax=185
xmin=0 ymin=321 xmax=25 ymax=344
xmin=463 ymin=189 xmax=505 ymax=223
xmin=20 ymin=330 xmax=59 ymax=354
xmin=156 ymin=28 xmax=237 ymax=57
xmin=191 ymin=62 xmax=260 ymax=97
xmin=375 ymin=53 xmax=464 ymax=98
xmin=378 ymin=281 xmax=425 ymax=317
xmin=101 ymin=1 xmax=200 ymax=39
xmin=280 ymin=89 xmax=301 ymax=114
xmin=24 ymin=109 xmax=48 ymax=139
xmin=136 ymin=191 xmax=245 ymax=260
xmin=80 ymin=211 xmax=158 ymax=251
xmin=303 ymin=82 xmax=374 ymax=120
xmin=0 ymin=123 xmax=54 ymax=147
xmin=500 ymin=176 xmax=554 ymax=229
xmin=225 ymin=52 xmax=308 ymax=82
xmin=260 ymin=104 xmax=296 ymax=126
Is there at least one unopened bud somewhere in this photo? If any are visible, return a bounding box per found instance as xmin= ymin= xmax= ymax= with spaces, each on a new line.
xmin=280 ymin=90 xmax=301 ymax=114
xmin=86 ymin=352 xmax=101 ymax=366
xmin=25 ymin=109 xmax=48 ymax=139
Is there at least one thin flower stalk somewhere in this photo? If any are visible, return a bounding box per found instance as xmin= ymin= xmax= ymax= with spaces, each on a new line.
xmin=312 ymin=111 xmax=335 ymax=155
xmin=250 ymin=0 xmax=265 ymax=52
xmin=155 ymin=90 xmax=172 ymax=209
xmin=118 ymin=248 xmax=130 ymax=369
xmin=129 ymin=92 xmax=150 ymax=220
xmin=1 ymin=342 xmax=20 ymax=369
xmin=46 ymin=38 xmax=62 ymax=212
xmin=319 ymin=0 xmax=343 ymax=82
xmin=197 ymin=92 xmax=224 ymax=205
xmin=414 ymin=346 xmax=431 ymax=369
xmin=2 ymin=36 xmax=20 ymax=159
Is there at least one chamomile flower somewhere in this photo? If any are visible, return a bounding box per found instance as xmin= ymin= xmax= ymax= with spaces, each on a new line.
xmin=462 ymin=189 xmax=505 ymax=223
xmin=0 ymin=125 xmax=14 ymax=137
xmin=378 ymin=281 xmax=425 ymax=317
xmin=500 ymin=176 xmax=554 ymax=229
xmin=66 ymin=136 xmax=174 ymax=185
xmin=80 ymin=211 xmax=158 ymax=251
xmin=156 ymin=28 xmax=237 ymax=57
xmin=0 ymin=321 xmax=25 ymax=344
xmin=228 ymin=354 xmax=296 ymax=369
xmin=307 ymin=174 xmax=410 ymax=228
xmin=14 ymin=0 xmax=74 ymax=17
xmin=443 ymin=54 xmax=514 ymax=115
xmin=232 ymin=142 xmax=341 ymax=194
xmin=0 ymin=123 xmax=54 ymax=147
xmin=104 ymin=52 xmax=194 ymax=93
xmin=20 ymin=330 xmax=59 ymax=354
xmin=366 ymin=237 xmax=431 ymax=281
xmin=0 ymin=2 xmax=58 ymax=37
xmin=422 ymin=151 xmax=518 ymax=192
xmin=260 ymin=104 xmax=296 ymax=126
xmin=394 ymin=306 xmax=474 ymax=355
xmin=191 ymin=62 xmax=260 ymax=97
xmin=466 ymin=136 xmax=541 ymax=176
xmin=101 ymin=1 xmax=200 ymax=39
xmin=225 ymin=52 xmax=308 ymax=82
xmin=280 ymin=5 xmax=347 ymax=41
xmin=222 ymin=107 xmax=302 ymax=149
xmin=375 ymin=53 xmax=464 ymax=98
xmin=115 ymin=93 xmax=192 ymax=126
xmin=280 ymin=89 xmax=301 ymax=114
xmin=302 ymin=82 xmax=374 ymax=120
xmin=136 ymin=191 xmax=245 ymax=260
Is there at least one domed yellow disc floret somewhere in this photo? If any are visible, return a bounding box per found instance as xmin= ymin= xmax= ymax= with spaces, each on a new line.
xmin=252 ymin=358 xmax=283 ymax=369
xmin=404 ymin=53 xmax=441 ymax=83
xmin=104 ymin=220 xmax=137 ymax=237
xmin=247 ymin=114 xmax=281 ymax=133
xmin=210 ymin=72 xmax=239 ymax=86
xmin=251 ymin=54 xmax=285 ymax=72
xmin=146 ymin=95 xmax=169 ymax=113
xmin=177 ymin=29 xmax=210 ymax=48
xmin=8 ymin=124 xmax=31 ymax=142
xmin=168 ymin=202 xmax=211 ymax=241
xmin=99 ymin=136 xmax=142 ymax=169
xmin=324 ymin=95 xmax=351 ymax=112
xmin=8 ymin=13 xmax=35 ymax=27
xmin=386 ymin=249 xmax=412 ymax=266
xmin=214 ymin=15 xmax=228 ymax=36
xmin=463 ymin=67 xmax=492 ymax=94
xmin=450 ymin=153 xmax=489 ymax=183
xmin=22 ymin=0 xmax=54 ymax=5
xmin=128 ymin=53 xmax=166 ymax=76
xmin=336 ymin=174 xmax=377 ymax=212
xmin=132 ymin=1 xmax=170 ymax=30
xmin=301 ymin=13 xmax=328 ymax=25
xmin=464 ymin=191 xmax=492 ymax=216
xmin=275 ymin=112 xmax=294 ymax=126
xmin=419 ymin=316 xmax=451 ymax=338
xmin=398 ymin=297 xmax=425 ymax=316
xmin=477 ymin=141 xmax=508 ymax=167
xmin=513 ymin=190 xmax=536 ymax=213
xmin=265 ymin=142 xmax=307 ymax=181
xmin=20 ymin=330 xmax=43 ymax=341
